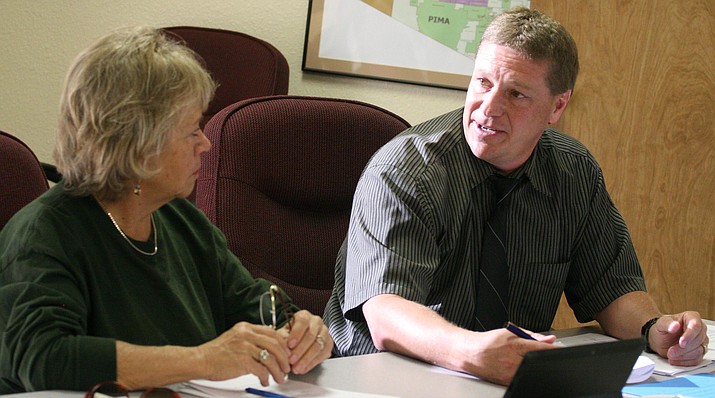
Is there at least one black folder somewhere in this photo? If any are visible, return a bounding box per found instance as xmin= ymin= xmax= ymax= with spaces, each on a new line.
xmin=503 ymin=338 xmax=644 ymax=398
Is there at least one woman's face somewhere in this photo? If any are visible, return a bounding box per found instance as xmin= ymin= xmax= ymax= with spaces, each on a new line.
xmin=144 ymin=106 xmax=211 ymax=203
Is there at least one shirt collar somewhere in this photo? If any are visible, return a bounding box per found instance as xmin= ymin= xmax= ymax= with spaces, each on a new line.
xmin=462 ymin=131 xmax=553 ymax=197
xmin=522 ymin=136 xmax=552 ymax=197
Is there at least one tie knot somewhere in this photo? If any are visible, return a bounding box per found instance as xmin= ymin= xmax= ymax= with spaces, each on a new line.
xmin=489 ymin=175 xmax=521 ymax=200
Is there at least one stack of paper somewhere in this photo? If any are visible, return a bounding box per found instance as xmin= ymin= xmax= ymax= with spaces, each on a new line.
xmin=643 ymin=352 xmax=712 ymax=376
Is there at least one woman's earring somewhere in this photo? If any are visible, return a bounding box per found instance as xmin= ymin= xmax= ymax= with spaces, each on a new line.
xmin=133 ymin=181 xmax=141 ymax=195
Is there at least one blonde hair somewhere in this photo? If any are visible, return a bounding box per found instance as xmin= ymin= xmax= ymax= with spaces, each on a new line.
xmin=481 ymin=7 xmax=579 ymax=94
xmin=54 ymin=26 xmax=216 ymax=200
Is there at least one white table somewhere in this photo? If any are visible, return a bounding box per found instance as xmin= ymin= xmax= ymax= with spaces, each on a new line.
xmin=6 ymin=324 xmax=714 ymax=397
xmin=292 ymin=351 xmax=505 ymax=397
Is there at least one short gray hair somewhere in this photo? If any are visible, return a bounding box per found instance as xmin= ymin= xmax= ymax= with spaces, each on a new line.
xmin=480 ymin=7 xmax=579 ymax=94
xmin=54 ymin=26 xmax=216 ymax=200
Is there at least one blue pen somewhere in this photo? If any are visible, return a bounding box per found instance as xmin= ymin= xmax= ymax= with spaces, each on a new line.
xmin=245 ymin=387 xmax=292 ymax=398
xmin=504 ymin=321 xmax=537 ymax=340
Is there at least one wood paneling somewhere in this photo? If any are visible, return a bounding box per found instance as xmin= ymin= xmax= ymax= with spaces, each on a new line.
xmin=529 ymin=0 xmax=715 ymax=329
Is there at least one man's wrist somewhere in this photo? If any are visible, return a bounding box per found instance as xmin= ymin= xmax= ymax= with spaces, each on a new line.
xmin=641 ymin=317 xmax=660 ymax=353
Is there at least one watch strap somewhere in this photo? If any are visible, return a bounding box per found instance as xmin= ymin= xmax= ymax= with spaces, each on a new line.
xmin=641 ymin=317 xmax=660 ymax=353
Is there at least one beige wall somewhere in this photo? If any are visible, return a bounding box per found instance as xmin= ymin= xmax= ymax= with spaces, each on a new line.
xmin=0 ymin=0 xmax=465 ymax=162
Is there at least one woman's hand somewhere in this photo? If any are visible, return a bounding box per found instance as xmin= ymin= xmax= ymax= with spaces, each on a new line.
xmin=198 ymin=321 xmax=291 ymax=386
xmin=279 ymin=310 xmax=333 ymax=374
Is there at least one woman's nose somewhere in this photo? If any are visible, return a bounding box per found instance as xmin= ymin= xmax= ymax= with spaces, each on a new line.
xmin=198 ymin=130 xmax=211 ymax=153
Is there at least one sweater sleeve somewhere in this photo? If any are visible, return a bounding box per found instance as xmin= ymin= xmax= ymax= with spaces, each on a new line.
xmin=0 ymin=252 xmax=116 ymax=393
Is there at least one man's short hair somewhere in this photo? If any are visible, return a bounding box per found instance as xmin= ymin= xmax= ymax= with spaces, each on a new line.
xmin=481 ymin=7 xmax=579 ymax=94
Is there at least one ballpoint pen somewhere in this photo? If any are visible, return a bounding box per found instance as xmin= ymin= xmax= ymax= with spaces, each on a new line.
xmin=504 ymin=321 xmax=536 ymax=341
xmin=245 ymin=387 xmax=292 ymax=398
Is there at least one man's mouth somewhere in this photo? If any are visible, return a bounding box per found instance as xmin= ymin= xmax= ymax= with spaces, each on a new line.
xmin=479 ymin=124 xmax=500 ymax=133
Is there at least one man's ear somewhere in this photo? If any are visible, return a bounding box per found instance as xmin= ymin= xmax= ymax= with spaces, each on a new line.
xmin=548 ymin=89 xmax=572 ymax=125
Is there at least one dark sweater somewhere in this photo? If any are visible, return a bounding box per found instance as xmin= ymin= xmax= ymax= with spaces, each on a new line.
xmin=0 ymin=183 xmax=282 ymax=393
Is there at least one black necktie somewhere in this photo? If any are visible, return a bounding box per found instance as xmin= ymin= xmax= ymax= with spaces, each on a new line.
xmin=475 ymin=175 xmax=522 ymax=331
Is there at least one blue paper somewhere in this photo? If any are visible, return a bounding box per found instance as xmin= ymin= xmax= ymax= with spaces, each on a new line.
xmin=622 ymin=373 xmax=715 ymax=397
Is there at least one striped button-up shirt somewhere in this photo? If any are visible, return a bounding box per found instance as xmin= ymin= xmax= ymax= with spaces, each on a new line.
xmin=325 ymin=108 xmax=646 ymax=356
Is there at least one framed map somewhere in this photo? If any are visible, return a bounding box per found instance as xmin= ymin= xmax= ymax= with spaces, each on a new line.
xmin=302 ymin=0 xmax=530 ymax=90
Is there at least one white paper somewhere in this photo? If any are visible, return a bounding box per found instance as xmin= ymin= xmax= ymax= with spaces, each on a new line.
xmin=188 ymin=374 xmax=277 ymax=392
xmin=704 ymin=319 xmax=715 ymax=362
xmin=642 ymin=352 xmax=712 ymax=376
xmin=555 ymin=333 xmax=618 ymax=347
xmin=180 ymin=375 xmax=397 ymax=398
xmin=626 ymin=355 xmax=656 ymax=384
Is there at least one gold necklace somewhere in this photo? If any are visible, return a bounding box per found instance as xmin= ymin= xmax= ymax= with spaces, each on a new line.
xmin=96 ymin=198 xmax=158 ymax=256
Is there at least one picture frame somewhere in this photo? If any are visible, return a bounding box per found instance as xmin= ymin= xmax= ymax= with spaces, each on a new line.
xmin=302 ymin=0 xmax=530 ymax=91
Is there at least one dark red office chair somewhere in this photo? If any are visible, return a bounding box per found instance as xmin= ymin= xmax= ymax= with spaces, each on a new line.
xmin=0 ymin=130 xmax=49 ymax=230
xmin=162 ymin=26 xmax=290 ymax=128
xmin=196 ymin=95 xmax=411 ymax=315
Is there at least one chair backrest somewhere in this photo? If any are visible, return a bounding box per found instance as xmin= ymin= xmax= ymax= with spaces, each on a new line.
xmin=196 ymin=95 xmax=411 ymax=315
xmin=162 ymin=26 xmax=290 ymax=127
xmin=0 ymin=130 xmax=49 ymax=230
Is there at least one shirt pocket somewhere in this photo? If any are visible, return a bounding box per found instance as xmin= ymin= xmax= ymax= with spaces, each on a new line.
xmin=509 ymin=261 xmax=570 ymax=332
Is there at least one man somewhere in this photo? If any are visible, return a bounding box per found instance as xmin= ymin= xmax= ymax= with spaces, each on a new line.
xmin=324 ymin=7 xmax=708 ymax=385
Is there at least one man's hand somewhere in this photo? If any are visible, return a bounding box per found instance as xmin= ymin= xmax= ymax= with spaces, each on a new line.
xmin=363 ymin=294 xmax=557 ymax=386
xmin=461 ymin=328 xmax=557 ymax=385
xmin=648 ymin=312 xmax=708 ymax=366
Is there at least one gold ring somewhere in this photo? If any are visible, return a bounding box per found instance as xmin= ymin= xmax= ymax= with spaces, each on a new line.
xmin=702 ymin=343 xmax=708 ymax=355
xmin=259 ymin=348 xmax=270 ymax=362
xmin=315 ymin=335 xmax=325 ymax=350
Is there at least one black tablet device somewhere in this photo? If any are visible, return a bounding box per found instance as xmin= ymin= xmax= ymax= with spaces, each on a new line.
xmin=503 ymin=338 xmax=644 ymax=398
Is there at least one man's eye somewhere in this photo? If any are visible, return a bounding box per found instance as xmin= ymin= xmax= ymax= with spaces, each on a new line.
xmin=473 ymin=78 xmax=491 ymax=91
xmin=511 ymin=90 xmax=526 ymax=99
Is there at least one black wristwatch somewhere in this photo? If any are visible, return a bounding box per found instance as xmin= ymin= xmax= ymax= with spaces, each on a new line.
xmin=641 ymin=317 xmax=659 ymax=353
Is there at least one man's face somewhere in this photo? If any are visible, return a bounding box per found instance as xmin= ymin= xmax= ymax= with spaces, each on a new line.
xmin=463 ymin=43 xmax=571 ymax=173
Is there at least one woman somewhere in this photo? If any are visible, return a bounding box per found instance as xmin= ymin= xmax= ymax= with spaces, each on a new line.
xmin=0 ymin=26 xmax=332 ymax=394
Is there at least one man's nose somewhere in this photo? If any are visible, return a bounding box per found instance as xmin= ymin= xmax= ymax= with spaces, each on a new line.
xmin=482 ymin=89 xmax=506 ymax=118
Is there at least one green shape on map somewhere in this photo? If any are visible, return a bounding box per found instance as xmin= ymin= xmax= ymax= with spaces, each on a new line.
xmin=396 ymin=0 xmax=527 ymax=58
